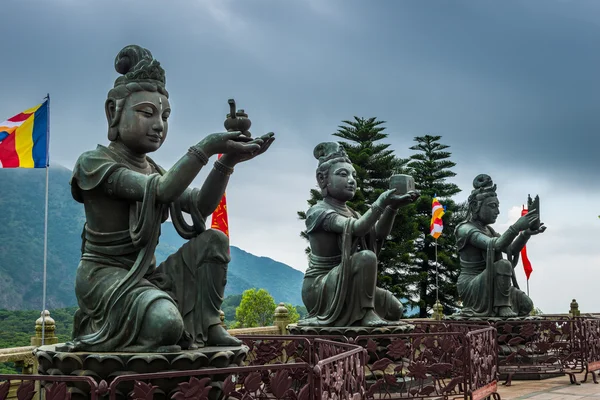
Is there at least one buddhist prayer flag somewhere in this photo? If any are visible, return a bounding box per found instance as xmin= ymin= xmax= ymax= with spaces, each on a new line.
xmin=211 ymin=154 xmax=230 ymax=237
xmin=430 ymin=195 xmax=445 ymax=239
xmin=0 ymin=100 xmax=49 ymax=168
xmin=521 ymin=206 xmax=533 ymax=280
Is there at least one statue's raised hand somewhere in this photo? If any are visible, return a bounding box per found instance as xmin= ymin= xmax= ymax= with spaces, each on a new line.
xmin=197 ymin=131 xmax=259 ymax=158
xmin=219 ymin=133 xmax=275 ymax=166
xmin=513 ymin=209 xmax=538 ymax=231
xmin=526 ymin=223 xmax=546 ymax=236
xmin=387 ymin=190 xmax=420 ymax=209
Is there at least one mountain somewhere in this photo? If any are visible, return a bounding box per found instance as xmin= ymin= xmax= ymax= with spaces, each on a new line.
xmin=0 ymin=166 xmax=304 ymax=310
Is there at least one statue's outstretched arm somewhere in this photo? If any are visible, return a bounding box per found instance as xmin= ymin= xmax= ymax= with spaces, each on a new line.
xmin=104 ymin=132 xmax=259 ymax=204
xmin=321 ymin=204 xmax=385 ymax=237
xmin=469 ymin=226 xmax=521 ymax=252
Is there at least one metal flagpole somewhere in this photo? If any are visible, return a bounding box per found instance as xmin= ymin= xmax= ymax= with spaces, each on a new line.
xmin=435 ymin=239 xmax=439 ymax=303
xmin=41 ymin=93 xmax=50 ymax=346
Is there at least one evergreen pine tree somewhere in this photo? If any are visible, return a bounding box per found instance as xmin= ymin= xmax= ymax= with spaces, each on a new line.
xmin=298 ymin=117 xmax=419 ymax=306
xmin=406 ymin=134 xmax=462 ymax=317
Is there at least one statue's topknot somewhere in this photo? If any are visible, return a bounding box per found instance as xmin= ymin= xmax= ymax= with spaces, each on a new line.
xmin=113 ymin=45 xmax=166 ymax=88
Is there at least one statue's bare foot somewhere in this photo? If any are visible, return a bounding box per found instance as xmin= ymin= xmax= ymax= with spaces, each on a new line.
xmin=360 ymin=310 xmax=387 ymax=327
xmin=156 ymin=345 xmax=182 ymax=353
xmin=207 ymin=324 xmax=242 ymax=346
xmin=497 ymin=306 xmax=517 ymax=318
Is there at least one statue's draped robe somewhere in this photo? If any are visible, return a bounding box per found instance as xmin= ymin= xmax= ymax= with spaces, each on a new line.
xmin=69 ymin=145 xmax=229 ymax=351
xmin=301 ymin=201 xmax=399 ymax=326
xmin=456 ymin=221 xmax=529 ymax=316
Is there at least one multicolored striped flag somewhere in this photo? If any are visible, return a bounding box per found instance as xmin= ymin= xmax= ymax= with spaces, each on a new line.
xmin=430 ymin=195 xmax=445 ymax=239
xmin=521 ymin=206 xmax=533 ymax=280
xmin=211 ymin=154 xmax=230 ymax=237
xmin=0 ymin=100 xmax=49 ymax=168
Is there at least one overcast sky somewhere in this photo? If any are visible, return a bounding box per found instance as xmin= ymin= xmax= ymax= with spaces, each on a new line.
xmin=2 ymin=0 xmax=599 ymax=313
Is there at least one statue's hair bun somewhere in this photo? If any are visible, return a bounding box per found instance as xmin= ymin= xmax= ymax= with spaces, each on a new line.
xmin=112 ymin=44 xmax=166 ymax=87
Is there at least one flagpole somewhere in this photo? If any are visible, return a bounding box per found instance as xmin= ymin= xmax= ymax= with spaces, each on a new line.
xmin=435 ymin=238 xmax=439 ymax=303
xmin=41 ymin=93 xmax=50 ymax=346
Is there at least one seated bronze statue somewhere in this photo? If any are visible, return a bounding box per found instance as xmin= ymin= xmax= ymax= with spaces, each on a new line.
xmin=298 ymin=142 xmax=419 ymax=327
xmin=455 ymin=174 xmax=546 ymax=318
xmin=65 ymin=45 xmax=275 ymax=353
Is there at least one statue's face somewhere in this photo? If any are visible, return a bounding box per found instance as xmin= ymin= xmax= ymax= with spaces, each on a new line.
xmin=326 ymin=161 xmax=357 ymax=202
xmin=478 ymin=196 xmax=500 ymax=225
xmin=117 ymin=91 xmax=171 ymax=154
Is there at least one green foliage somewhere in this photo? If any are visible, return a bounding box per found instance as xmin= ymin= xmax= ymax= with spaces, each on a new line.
xmin=284 ymin=303 xmax=300 ymax=324
xmin=0 ymin=307 xmax=77 ymax=374
xmin=406 ymin=135 xmax=462 ymax=317
xmin=221 ymin=294 xmax=242 ymax=326
xmin=298 ymin=117 xmax=420 ymax=304
xmin=295 ymin=305 xmax=308 ymax=319
xmin=234 ymin=288 xmax=277 ymax=328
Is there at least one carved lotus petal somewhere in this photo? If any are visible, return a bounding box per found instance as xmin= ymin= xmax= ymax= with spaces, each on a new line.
xmin=171 ymin=352 xmax=210 ymax=370
xmin=83 ymin=354 xmax=125 ymax=380
xmin=127 ymin=355 xmax=170 ymax=373
xmin=209 ymin=351 xmax=234 ymax=368
xmin=53 ymin=353 xmax=83 ymax=374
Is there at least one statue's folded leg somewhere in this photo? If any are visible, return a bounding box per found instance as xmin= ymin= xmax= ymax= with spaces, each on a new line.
xmin=349 ymin=250 xmax=388 ymax=327
xmin=509 ymin=287 xmax=534 ymax=316
xmin=375 ymin=288 xmax=404 ymax=322
xmin=494 ymin=260 xmax=517 ymax=317
xmin=156 ymin=229 xmax=240 ymax=347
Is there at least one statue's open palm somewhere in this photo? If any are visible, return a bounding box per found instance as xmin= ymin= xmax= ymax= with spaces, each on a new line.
xmin=220 ymin=133 xmax=275 ymax=165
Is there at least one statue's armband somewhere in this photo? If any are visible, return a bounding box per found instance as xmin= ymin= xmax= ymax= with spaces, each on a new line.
xmin=104 ymin=168 xmax=147 ymax=201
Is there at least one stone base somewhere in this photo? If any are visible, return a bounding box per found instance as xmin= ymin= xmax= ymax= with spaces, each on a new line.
xmin=34 ymin=343 xmax=248 ymax=399
xmin=288 ymin=323 xmax=415 ymax=338
xmin=445 ymin=314 xmax=544 ymax=323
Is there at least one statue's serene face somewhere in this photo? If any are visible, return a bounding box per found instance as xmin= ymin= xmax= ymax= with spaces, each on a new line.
xmin=478 ymin=196 xmax=500 ymax=225
xmin=117 ymin=91 xmax=171 ymax=154
xmin=326 ymin=161 xmax=357 ymax=202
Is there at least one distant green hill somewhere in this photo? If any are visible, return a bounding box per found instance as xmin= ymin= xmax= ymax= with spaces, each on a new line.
xmin=0 ymin=166 xmax=304 ymax=310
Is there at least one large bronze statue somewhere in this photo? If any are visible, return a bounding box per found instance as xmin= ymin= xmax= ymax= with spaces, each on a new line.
xmin=298 ymin=142 xmax=419 ymax=327
xmin=455 ymin=174 xmax=545 ymax=318
xmin=65 ymin=45 xmax=275 ymax=352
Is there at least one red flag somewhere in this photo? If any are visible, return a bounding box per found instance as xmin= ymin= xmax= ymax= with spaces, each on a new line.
xmin=521 ymin=206 xmax=532 ymax=280
xmin=211 ymin=154 xmax=229 ymax=238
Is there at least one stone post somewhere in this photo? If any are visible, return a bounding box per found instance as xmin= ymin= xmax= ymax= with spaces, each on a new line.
xmin=31 ymin=310 xmax=59 ymax=347
xmin=569 ymin=299 xmax=580 ymax=318
xmin=431 ymin=300 xmax=444 ymax=321
xmin=219 ymin=310 xmax=227 ymax=328
xmin=273 ymin=303 xmax=290 ymax=335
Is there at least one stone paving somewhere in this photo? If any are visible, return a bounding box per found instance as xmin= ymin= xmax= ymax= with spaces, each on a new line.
xmin=497 ymin=373 xmax=600 ymax=399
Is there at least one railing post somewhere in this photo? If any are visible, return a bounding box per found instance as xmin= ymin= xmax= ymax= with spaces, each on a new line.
xmin=273 ymin=303 xmax=290 ymax=335
xmin=431 ymin=300 xmax=444 ymax=321
xmin=31 ymin=310 xmax=58 ymax=347
xmin=570 ymin=299 xmax=580 ymax=318
xmin=219 ymin=310 xmax=227 ymax=329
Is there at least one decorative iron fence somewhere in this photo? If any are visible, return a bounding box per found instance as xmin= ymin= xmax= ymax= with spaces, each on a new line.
xmin=0 ymin=336 xmax=366 ymax=400
xmin=347 ymin=323 xmax=499 ymax=400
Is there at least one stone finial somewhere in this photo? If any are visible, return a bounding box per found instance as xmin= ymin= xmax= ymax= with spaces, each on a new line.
xmin=569 ymin=299 xmax=580 ymax=317
xmin=219 ymin=309 xmax=226 ymax=328
xmin=431 ymin=300 xmax=444 ymax=321
xmin=31 ymin=310 xmax=59 ymax=346
xmin=273 ymin=302 xmax=290 ymax=335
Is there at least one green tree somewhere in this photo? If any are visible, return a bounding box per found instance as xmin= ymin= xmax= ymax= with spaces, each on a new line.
xmin=284 ymin=303 xmax=300 ymax=324
xmin=298 ymin=117 xmax=420 ymax=304
xmin=406 ymin=134 xmax=462 ymax=317
xmin=234 ymin=288 xmax=277 ymax=328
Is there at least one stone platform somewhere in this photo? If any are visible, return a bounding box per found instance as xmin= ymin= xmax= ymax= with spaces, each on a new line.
xmin=34 ymin=343 xmax=248 ymax=399
xmin=288 ymin=323 xmax=415 ymax=338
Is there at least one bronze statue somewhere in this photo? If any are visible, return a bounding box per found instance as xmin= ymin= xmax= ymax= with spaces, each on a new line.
xmin=298 ymin=142 xmax=419 ymax=327
xmin=65 ymin=45 xmax=275 ymax=352
xmin=455 ymin=174 xmax=546 ymax=318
